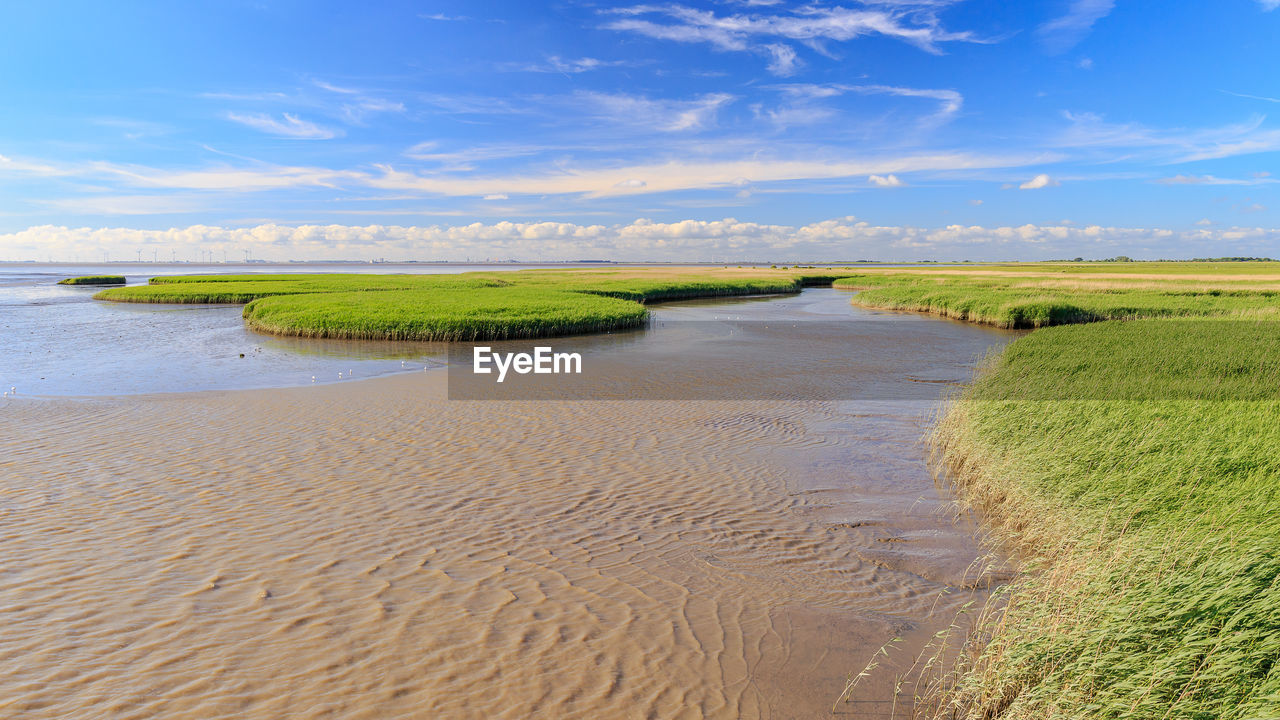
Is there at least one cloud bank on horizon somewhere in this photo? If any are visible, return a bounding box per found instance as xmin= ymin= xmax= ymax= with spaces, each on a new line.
xmin=0 ymin=0 xmax=1277 ymax=261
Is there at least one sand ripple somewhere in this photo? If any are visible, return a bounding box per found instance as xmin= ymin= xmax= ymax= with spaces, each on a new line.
xmin=0 ymin=362 xmax=997 ymax=718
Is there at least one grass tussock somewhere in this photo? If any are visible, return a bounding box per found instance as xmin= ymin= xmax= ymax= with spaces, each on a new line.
xmin=95 ymin=267 xmax=849 ymax=341
xmin=58 ymin=275 xmax=125 ymax=285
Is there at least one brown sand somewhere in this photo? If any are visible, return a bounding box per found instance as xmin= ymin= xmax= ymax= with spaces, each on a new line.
xmin=0 ymin=367 xmax=995 ymax=719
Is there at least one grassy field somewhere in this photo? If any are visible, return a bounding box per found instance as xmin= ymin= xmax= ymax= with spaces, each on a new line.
xmin=58 ymin=274 xmax=125 ymax=285
xmin=834 ymin=263 xmax=1280 ymax=327
xmin=840 ymin=264 xmax=1280 ymax=719
xmin=92 ymin=267 xmax=837 ymax=340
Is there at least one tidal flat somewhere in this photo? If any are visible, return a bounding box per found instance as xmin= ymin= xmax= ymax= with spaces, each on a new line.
xmin=0 ymin=280 xmax=1015 ymax=719
xmin=18 ymin=261 xmax=1276 ymax=718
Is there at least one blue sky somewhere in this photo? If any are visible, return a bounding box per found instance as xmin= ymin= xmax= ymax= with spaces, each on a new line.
xmin=1 ymin=0 xmax=1279 ymax=261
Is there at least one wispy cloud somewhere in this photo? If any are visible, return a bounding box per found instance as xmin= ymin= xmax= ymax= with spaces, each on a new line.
xmin=1156 ymin=174 xmax=1278 ymax=186
xmin=851 ymin=84 xmax=963 ymax=122
xmin=33 ymin=194 xmax=211 ymax=215
xmin=1037 ymin=0 xmax=1115 ymax=54
xmin=0 ymin=145 xmax=1047 ymax=201
xmin=225 ymin=112 xmax=339 ymax=139
xmin=418 ymin=12 xmax=504 ymax=24
xmin=1220 ymin=89 xmax=1280 ymax=103
xmin=404 ymin=142 xmax=567 ymax=170
xmin=1056 ymin=111 xmax=1280 ymax=163
xmin=98 ymin=162 xmax=360 ymax=190
xmin=340 ymin=98 xmax=406 ymax=124
xmin=89 ymin=117 xmax=173 ymax=140
xmin=313 ymin=80 xmax=359 ymax=95
xmin=763 ymin=83 xmax=962 ymax=130
xmin=0 ymin=153 xmax=72 ymax=177
xmin=506 ymin=56 xmax=630 ymax=74
xmin=367 ymin=149 xmax=1047 ymax=198
xmin=1258 ymin=0 xmax=1280 ymax=11
xmin=309 ymin=80 xmax=407 ymax=125
xmin=199 ymin=90 xmax=291 ymax=102
xmin=602 ymin=3 xmax=982 ymax=76
xmin=574 ymin=91 xmax=736 ymax=132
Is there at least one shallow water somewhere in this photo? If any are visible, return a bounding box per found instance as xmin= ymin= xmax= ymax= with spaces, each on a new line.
xmin=1 ymin=262 xmax=574 ymax=396
xmin=0 ymin=282 xmax=1016 ymax=719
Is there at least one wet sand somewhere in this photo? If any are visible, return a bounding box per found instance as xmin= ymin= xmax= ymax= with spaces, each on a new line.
xmin=0 ymin=292 xmax=1014 ymax=719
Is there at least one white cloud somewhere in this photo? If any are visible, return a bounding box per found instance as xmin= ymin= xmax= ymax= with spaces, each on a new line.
xmin=1156 ymin=174 xmax=1278 ymax=186
xmin=483 ymin=194 xmax=508 ymax=200
xmin=575 ymin=91 xmax=735 ymax=132
xmin=1 ymin=143 xmax=1046 ymax=203
xmin=852 ymin=84 xmax=962 ymax=122
xmin=340 ymin=98 xmax=406 ymax=124
xmin=225 ymin=112 xmax=338 ymax=139
xmin=32 ymin=194 xmax=211 ymax=215
xmin=1259 ymin=0 xmax=1280 ymax=10
xmin=1057 ymin=111 xmax=1280 ymax=163
xmin=1077 ymin=57 xmax=1094 ymax=70
xmin=102 ymin=163 xmax=361 ymax=191
xmin=1037 ymin=0 xmax=1115 ymax=54
xmin=602 ymin=3 xmax=982 ymax=75
xmin=968 ymin=199 xmax=984 ymax=206
xmin=1221 ymin=90 xmax=1280 ymax=103
xmin=868 ymin=173 xmax=905 ymax=186
xmin=762 ymin=44 xmax=801 ymax=76
xmin=615 ymin=179 xmax=648 ymax=188
xmin=367 ymin=149 xmax=1046 ymax=198
xmin=1019 ymin=173 xmax=1059 ymax=189
xmin=763 ymin=83 xmax=963 ymax=129
xmin=0 ymin=153 xmax=70 ymax=177
xmin=404 ymin=142 xmax=562 ymax=169
xmin=6 ymin=218 xmax=1278 ymax=262
xmin=1196 ymin=218 xmax=1213 ymax=226
xmin=310 ymin=80 xmax=406 ymax=124
xmin=511 ymin=56 xmax=629 ymax=74
xmin=313 ymin=80 xmax=359 ymax=95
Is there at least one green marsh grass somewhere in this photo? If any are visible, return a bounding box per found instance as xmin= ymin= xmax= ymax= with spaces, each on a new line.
xmin=842 ymin=265 xmax=1280 ymax=719
xmin=58 ymin=275 xmax=125 ymax=285
xmin=834 ymin=270 xmax=1280 ymax=327
xmin=928 ymin=321 xmax=1280 ymax=720
xmin=95 ymin=267 xmax=842 ymax=341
